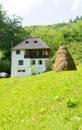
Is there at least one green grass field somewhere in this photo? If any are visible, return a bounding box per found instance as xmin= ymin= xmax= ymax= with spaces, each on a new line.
xmin=0 ymin=66 xmax=82 ymax=130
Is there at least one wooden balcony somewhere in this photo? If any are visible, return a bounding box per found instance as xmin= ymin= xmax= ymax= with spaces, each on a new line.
xmin=24 ymin=55 xmax=49 ymax=59
xmin=24 ymin=49 xmax=52 ymax=59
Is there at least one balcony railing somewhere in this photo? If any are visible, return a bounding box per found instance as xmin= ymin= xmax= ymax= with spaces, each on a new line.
xmin=24 ymin=55 xmax=49 ymax=58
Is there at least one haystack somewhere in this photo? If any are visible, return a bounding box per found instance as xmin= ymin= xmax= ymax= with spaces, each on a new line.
xmin=53 ymin=45 xmax=76 ymax=72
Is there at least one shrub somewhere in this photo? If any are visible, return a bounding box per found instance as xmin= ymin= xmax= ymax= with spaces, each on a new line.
xmin=66 ymin=99 xmax=77 ymax=108
xmin=0 ymin=60 xmax=11 ymax=74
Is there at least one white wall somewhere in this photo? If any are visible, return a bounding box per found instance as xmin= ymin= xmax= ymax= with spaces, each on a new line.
xmin=11 ymin=50 xmax=31 ymax=77
xmin=11 ymin=50 xmax=50 ymax=78
xmin=30 ymin=58 xmax=46 ymax=74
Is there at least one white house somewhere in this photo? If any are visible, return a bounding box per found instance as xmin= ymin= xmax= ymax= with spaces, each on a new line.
xmin=11 ymin=38 xmax=52 ymax=78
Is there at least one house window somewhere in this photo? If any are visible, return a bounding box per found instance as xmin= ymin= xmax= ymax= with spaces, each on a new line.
xmin=38 ymin=60 xmax=42 ymax=65
xmin=22 ymin=70 xmax=25 ymax=72
xmin=25 ymin=41 xmax=29 ymax=43
xmin=18 ymin=70 xmax=21 ymax=72
xmin=31 ymin=60 xmax=35 ymax=65
xmin=34 ymin=40 xmax=37 ymax=43
xmin=16 ymin=50 xmax=20 ymax=54
xmin=18 ymin=70 xmax=25 ymax=72
xmin=18 ymin=60 xmax=23 ymax=65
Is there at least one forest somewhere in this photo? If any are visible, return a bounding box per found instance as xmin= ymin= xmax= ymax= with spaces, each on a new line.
xmin=0 ymin=4 xmax=82 ymax=73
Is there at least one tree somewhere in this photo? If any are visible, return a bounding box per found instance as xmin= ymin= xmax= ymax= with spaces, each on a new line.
xmin=0 ymin=4 xmax=7 ymax=45
xmin=69 ymin=19 xmax=73 ymax=23
xmin=0 ymin=4 xmax=28 ymax=60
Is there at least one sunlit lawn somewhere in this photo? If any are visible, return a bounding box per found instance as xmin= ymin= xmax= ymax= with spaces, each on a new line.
xmin=0 ymin=66 xmax=82 ymax=130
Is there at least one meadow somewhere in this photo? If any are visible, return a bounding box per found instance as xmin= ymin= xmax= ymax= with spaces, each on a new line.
xmin=0 ymin=66 xmax=82 ymax=130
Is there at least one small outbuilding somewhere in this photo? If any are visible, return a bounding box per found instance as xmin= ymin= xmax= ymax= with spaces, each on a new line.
xmin=53 ymin=45 xmax=76 ymax=72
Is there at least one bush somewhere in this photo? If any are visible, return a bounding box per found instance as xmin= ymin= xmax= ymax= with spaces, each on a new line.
xmin=66 ymin=99 xmax=77 ymax=108
xmin=0 ymin=60 xmax=11 ymax=74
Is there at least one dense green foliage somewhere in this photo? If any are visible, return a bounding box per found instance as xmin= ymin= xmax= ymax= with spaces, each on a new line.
xmin=0 ymin=4 xmax=28 ymax=73
xmin=0 ymin=4 xmax=27 ymax=60
xmin=67 ymin=42 xmax=82 ymax=65
xmin=24 ymin=21 xmax=82 ymax=64
xmin=0 ymin=60 xmax=11 ymax=74
xmin=0 ymin=67 xmax=82 ymax=129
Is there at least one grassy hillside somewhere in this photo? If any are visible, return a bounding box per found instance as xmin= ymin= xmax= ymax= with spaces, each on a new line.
xmin=0 ymin=67 xmax=82 ymax=130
